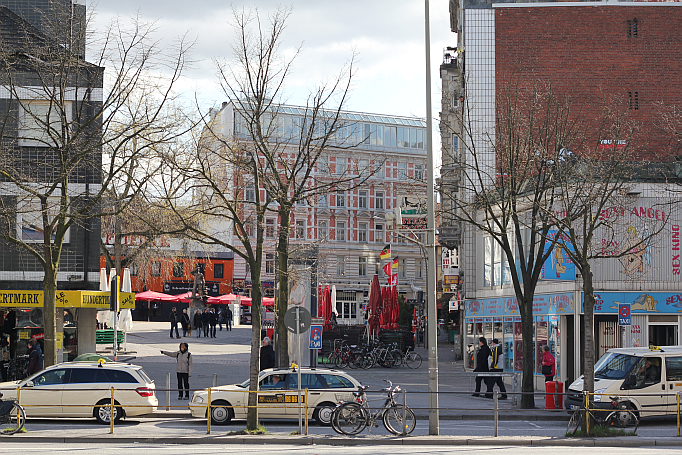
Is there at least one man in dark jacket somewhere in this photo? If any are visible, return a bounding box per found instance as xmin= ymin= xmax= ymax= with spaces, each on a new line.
xmin=487 ymin=338 xmax=507 ymax=399
xmin=202 ymin=309 xmax=210 ymax=337
xmin=260 ymin=337 xmax=275 ymax=371
xmin=472 ymin=337 xmax=491 ymax=397
xmin=27 ymin=339 xmax=43 ymax=375
xmin=225 ymin=307 xmax=233 ymax=331
xmin=169 ymin=307 xmax=180 ymax=339
xmin=180 ymin=309 xmax=191 ymax=337
xmin=209 ymin=309 xmax=218 ymax=338
xmin=193 ymin=310 xmax=203 ymax=338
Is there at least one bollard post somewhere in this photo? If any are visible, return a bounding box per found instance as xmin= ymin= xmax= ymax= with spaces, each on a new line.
xmin=677 ymin=392 xmax=680 ymax=437
xmin=110 ymin=387 xmax=115 ymax=434
xmin=402 ymin=389 xmax=407 ymax=437
xmin=585 ymin=391 xmax=590 ymax=435
xmin=494 ymin=390 xmax=499 ymax=437
xmin=166 ymin=372 xmax=171 ymax=411
xmin=16 ymin=386 xmax=21 ymax=423
xmin=213 ymin=373 xmax=217 ymax=388
xmin=207 ymin=387 xmax=212 ymax=434
xmin=304 ymin=389 xmax=309 ymax=436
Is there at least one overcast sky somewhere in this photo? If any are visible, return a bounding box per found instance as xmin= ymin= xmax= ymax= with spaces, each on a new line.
xmin=88 ymin=0 xmax=455 ymax=121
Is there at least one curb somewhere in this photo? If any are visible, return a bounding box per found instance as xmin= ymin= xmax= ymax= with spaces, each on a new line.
xmin=3 ymin=435 xmax=679 ymax=446
xmin=149 ymin=412 xmax=570 ymax=421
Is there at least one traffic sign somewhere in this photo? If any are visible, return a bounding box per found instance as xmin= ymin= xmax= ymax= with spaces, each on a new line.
xmin=618 ymin=303 xmax=631 ymax=326
xmin=284 ymin=306 xmax=311 ymax=333
xmin=309 ymin=325 xmax=322 ymax=349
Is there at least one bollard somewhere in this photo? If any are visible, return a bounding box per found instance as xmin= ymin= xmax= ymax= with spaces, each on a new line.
xmin=16 ymin=386 xmax=21 ymax=424
xmin=678 ymin=392 xmax=680 ymax=437
xmin=207 ymin=387 xmax=212 ymax=434
xmin=585 ymin=391 xmax=590 ymax=435
xmin=166 ymin=373 xmax=171 ymax=411
xmin=305 ymin=389 xmax=309 ymax=436
xmin=494 ymin=390 xmax=499 ymax=437
xmin=213 ymin=373 xmax=217 ymax=388
xmin=402 ymin=389 xmax=407 ymax=436
xmin=110 ymin=387 xmax=115 ymax=434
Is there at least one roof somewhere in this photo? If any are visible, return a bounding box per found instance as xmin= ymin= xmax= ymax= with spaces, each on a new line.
xmin=606 ymin=346 xmax=682 ymax=356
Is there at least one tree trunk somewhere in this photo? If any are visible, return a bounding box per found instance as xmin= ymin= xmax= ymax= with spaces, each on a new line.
xmin=520 ymin=295 xmax=535 ymax=408
xmin=43 ymin=267 xmax=58 ymax=367
xmin=276 ymin=207 xmax=291 ymax=367
xmin=247 ymin=264 xmax=263 ymax=431
xmin=581 ymin=261 xmax=596 ymax=432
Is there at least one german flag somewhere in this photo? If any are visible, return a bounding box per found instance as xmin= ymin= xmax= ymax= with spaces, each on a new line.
xmin=380 ymin=244 xmax=391 ymax=259
xmin=391 ymin=256 xmax=399 ymax=269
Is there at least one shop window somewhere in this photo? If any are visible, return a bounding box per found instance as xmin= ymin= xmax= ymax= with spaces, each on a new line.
xmin=214 ymin=263 xmax=224 ymax=279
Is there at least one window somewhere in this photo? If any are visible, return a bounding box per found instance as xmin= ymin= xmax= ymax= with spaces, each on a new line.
xmin=130 ymin=264 xmax=139 ymax=277
xmin=358 ymin=257 xmax=367 ymax=276
xmin=358 ymin=222 xmax=368 ymax=243
xmin=375 ymin=191 xmax=384 ymax=210
xmin=173 ymin=262 xmax=184 ymax=278
xmin=414 ymin=164 xmax=424 ymax=181
xmin=416 ymin=259 xmax=423 ymax=278
xmin=398 ymin=162 xmax=407 ymax=180
xmin=628 ymin=91 xmax=639 ymax=110
xmin=335 ymin=157 xmax=346 ymax=175
xmin=452 ymin=134 xmax=459 ymax=154
xmin=375 ymin=224 xmax=384 ymax=243
xmin=336 ymin=257 xmax=345 ymax=276
xmin=318 ymin=194 xmax=328 ymax=207
xmin=318 ymin=221 xmax=328 ymax=240
xmin=336 ymin=290 xmax=357 ymax=319
xmin=666 ymin=357 xmax=682 ymax=381
xmin=384 ymin=126 xmax=397 ymax=147
xmin=265 ymin=253 xmax=275 ymax=274
xmin=627 ymin=18 xmax=638 ymax=37
xmin=336 ymin=191 xmax=345 ymax=208
xmin=246 ymin=221 xmax=255 ymax=238
xmin=359 ymin=159 xmax=369 ymax=177
xmin=358 ymin=191 xmax=368 ymax=209
xmin=484 ymin=236 xmax=492 ymax=287
xmin=33 ymin=368 xmax=68 ymax=386
xmin=150 ymin=261 xmax=161 ymax=277
xmin=399 ymin=258 xmax=406 ymax=278
xmin=245 ymin=185 xmax=256 ymax=202
xmin=265 ymin=218 xmax=276 ymax=238
xmin=17 ymin=198 xmax=71 ymax=243
xmin=68 ymin=368 xmax=108 ymax=383
xmin=214 ymin=263 xmax=224 ymax=279
xmin=318 ymin=158 xmax=331 ymax=174
xmin=103 ymin=370 xmax=138 ymax=383
xmin=336 ymin=221 xmax=346 ymax=242
xmin=19 ymin=100 xmax=72 ymax=146
xmin=295 ymin=220 xmax=305 ymax=239
xmin=319 ymin=374 xmax=354 ymax=389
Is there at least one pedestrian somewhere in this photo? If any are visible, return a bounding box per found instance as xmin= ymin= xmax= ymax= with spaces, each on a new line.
xmin=27 ymin=339 xmax=43 ymax=375
xmin=471 ymin=336 xmax=490 ymax=397
xmin=180 ymin=309 xmax=190 ymax=337
xmin=260 ymin=336 xmax=275 ymax=371
xmin=193 ymin=310 xmax=203 ymax=338
xmin=202 ymin=308 xmax=210 ymax=337
xmin=161 ymin=342 xmax=193 ymax=400
xmin=209 ymin=308 xmax=217 ymax=338
xmin=218 ymin=308 xmax=225 ymax=331
xmin=169 ymin=307 xmax=180 ymax=339
xmin=541 ymin=345 xmax=556 ymax=382
xmin=486 ymin=338 xmax=507 ymax=399
xmin=226 ymin=306 xmax=233 ymax=331
xmin=1 ymin=350 xmax=10 ymax=382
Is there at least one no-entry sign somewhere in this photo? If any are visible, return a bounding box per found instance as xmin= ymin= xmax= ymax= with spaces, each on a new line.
xmin=618 ymin=303 xmax=631 ymax=326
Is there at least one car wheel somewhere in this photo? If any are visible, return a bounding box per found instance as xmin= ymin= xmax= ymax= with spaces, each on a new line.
xmin=314 ymin=402 xmax=336 ymax=426
xmin=94 ymin=399 xmax=123 ymax=424
xmin=210 ymin=400 xmax=234 ymax=425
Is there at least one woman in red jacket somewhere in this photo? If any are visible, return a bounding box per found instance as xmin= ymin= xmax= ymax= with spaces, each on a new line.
xmin=541 ymin=345 xmax=555 ymax=382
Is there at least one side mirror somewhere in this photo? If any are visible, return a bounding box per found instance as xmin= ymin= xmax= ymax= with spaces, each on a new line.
xmin=24 ymin=381 xmax=34 ymax=388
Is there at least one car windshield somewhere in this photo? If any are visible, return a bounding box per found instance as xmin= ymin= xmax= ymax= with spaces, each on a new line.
xmin=237 ymin=372 xmax=266 ymax=388
xmin=594 ymin=352 xmax=639 ymax=380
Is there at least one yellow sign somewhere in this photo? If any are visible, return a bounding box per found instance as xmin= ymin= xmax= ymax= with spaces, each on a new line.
xmin=0 ymin=290 xmax=136 ymax=309
xmin=56 ymin=291 xmax=82 ymax=308
xmin=18 ymin=330 xmax=30 ymax=340
xmin=444 ymin=275 xmax=460 ymax=285
xmin=0 ymin=291 xmax=43 ymax=308
xmin=56 ymin=332 xmax=63 ymax=350
xmin=120 ymin=292 xmax=135 ymax=309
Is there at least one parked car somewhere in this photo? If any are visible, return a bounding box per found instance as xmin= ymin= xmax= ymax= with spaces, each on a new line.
xmin=565 ymin=346 xmax=682 ymax=417
xmin=189 ymin=367 xmax=361 ymax=425
xmin=0 ymin=361 xmax=157 ymax=424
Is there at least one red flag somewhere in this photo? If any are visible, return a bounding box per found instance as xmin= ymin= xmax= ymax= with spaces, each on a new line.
xmin=383 ymin=262 xmax=391 ymax=276
xmin=390 ymin=273 xmax=398 ymax=285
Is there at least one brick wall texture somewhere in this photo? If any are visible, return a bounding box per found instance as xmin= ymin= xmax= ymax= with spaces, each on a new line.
xmin=495 ymin=6 xmax=682 ymax=159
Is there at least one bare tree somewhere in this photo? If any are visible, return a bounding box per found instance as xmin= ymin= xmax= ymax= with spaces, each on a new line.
xmin=0 ymin=9 xmax=191 ymax=366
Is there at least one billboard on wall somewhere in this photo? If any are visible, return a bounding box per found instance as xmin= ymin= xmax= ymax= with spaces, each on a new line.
xmin=465 ymin=293 xmax=574 ymax=318
xmin=584 ymin=291 xmax=682 ymax=314
xmin=541 ymin=231 xmax=575 ymax=281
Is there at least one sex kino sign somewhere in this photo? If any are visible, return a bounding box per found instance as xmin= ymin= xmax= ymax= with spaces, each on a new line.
xmin=618 ymin=303 xmax=631 ymax=326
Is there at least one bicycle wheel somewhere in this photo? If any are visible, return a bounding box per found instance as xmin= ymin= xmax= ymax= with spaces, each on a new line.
xmin=405 ymin=352 xmax=422 ymax=369
xmin=0 ymin=402 xmax=26 ymax=436
xmin=383 ymin=404 xmax=416 ymax=435
xmin=606 ymin=410 xmax=638 ymax=432
xmin=388 ymin=351 xmax=402 ymax=368
xmin=330 ymin=405 xmax=344 ymax=434
xmin=566 ymin=410 xmax=583 ymax=435
xmin=333 ymin=402 xmax=368 ymax=435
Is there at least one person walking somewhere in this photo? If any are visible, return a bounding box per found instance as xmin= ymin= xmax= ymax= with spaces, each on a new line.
xmin=27 ymin=339 xmax=43 ymax=375
xmin=209 ymin=309 xmax=217 ymax=338
xmin=161 ymin=342 xmax=193 ymax=400
xmin=169 ymin=307 xmax=180 ymax=339
xmin=260 ymin=337 xmax=275 ymax=371
xmin=487 ymin=338 xmax=507 ymax=399
xmin=225 ymin=306 xmax=233 ymax=331
xmin=472 ymin=337 xmax=490 ymax=397
xmin=541 ymin=345 xmax=556 ymax=382
xmin=202 ymin=308 xmax=210 ymax=337
xmin=180 ymin=309 xmax=190 ymax=337
xmin=217 ymin=308 xmax=225 ymax=331
xmin=193 ymin=310 xmax=203 ymax=338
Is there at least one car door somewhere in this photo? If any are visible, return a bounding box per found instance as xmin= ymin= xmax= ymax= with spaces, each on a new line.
xmin=258 ymin=373 xmax=288 ymax=418
xmin=665 ymin=356 xmax=682 ymax=415
xmin=21 ymin=368 xmax=69 ymax=416
xmin=62 ymin=367 xmax=110 ymax=416
xmin=627 ymin=356 xmax=666 ymax=416
xmin=286 ymin=373 xmax=321 ymax=417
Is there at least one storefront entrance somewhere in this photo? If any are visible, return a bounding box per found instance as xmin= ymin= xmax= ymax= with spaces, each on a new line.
xmin=649 ymin=324 xmax=678 ymax=347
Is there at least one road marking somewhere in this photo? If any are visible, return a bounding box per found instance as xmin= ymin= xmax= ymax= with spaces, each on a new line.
xmin=526 ymin=421 xmax=541 ymax=428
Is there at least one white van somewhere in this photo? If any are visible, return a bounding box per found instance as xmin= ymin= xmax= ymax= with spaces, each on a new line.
xmin=565 ymin=346 xmax=682 ymax=417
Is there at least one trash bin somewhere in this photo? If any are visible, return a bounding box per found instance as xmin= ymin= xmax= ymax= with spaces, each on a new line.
xmin=545 ymin=381 xmax=556 ymax=409
xmin=266 ymin=328 xmax=274 ymax=339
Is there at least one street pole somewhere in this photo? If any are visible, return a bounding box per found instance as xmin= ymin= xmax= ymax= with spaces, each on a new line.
xmin=425 ymin=0 xmax=440 ymax=435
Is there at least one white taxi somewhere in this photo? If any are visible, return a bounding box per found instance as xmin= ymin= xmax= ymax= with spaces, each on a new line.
xmin=0 ymin=362 xmax=157 ymax=424
xmin=189 ymin=367 xmax=361 ymax=425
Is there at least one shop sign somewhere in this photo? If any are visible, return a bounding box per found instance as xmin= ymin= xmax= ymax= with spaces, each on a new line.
xmin=465 ymin=293 xmax=573 ymax=317
xmin=0 ymin=291 xmax=43 ymax=308
xmin=444 ymin=275 xmax=459 ymax=285
xmin=583 ymin=291 xmax=682 ymax=314
xmin=541 ymin=230 xmax=575 ymax=281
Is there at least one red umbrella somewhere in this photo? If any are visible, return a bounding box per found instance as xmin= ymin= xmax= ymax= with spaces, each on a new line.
xmin=318 ymin=285 xmax=325 ymax=319
xmin=368 ymin=275 xmax=381 ymax=336
xmin=324 ymin=286 xmax=332 ymax=324
xmin=175 ymin=292 xmax=193 ymax=303
xmin=391 ymin=286 xmax=400 ymax=329
xmin=134 ymin=290 xmax=179 ymax=302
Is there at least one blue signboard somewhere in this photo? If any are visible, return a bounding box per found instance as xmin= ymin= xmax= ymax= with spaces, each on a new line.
xmin=465 ymin=293 xmax=574 ymax=318
xmin=541 ymin=231 xmax=576 ymax=281
xmin=618 ymin=303 xmax=631 ymax=326
xmin=309 ymin=325 xmax=322 ymax=349
xmin=583 ymin=292 xmax=682 ymax=314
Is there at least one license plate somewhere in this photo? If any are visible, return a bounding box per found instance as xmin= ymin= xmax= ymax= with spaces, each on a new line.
xmin=570 ymin=405 xmax=579 ymax=410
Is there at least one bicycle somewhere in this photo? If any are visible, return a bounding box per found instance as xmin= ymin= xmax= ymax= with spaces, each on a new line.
xmin=332 ymin=380 xmax=416 ymax=435
xmin=566 ymin=395 xmax=639 ymax=435
xmin=0 ymin=392 xmax=26 ymax=435
xmin=394 ymin=346 xmax=423 ymax=369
